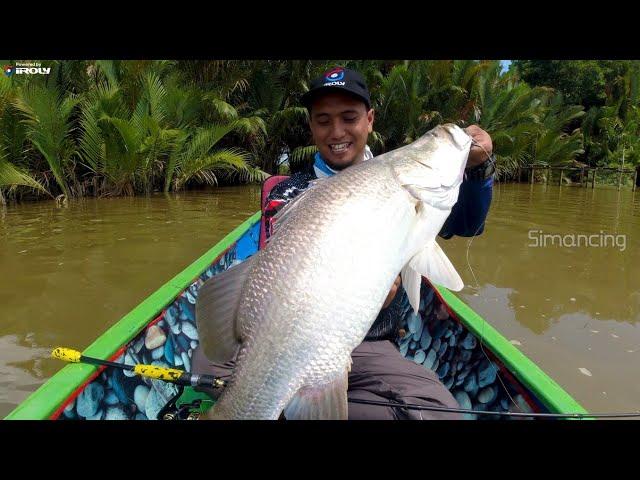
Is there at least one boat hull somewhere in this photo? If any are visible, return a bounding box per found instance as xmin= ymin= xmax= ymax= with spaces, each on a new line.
xmin=6 ymin=212 xmax=587 ymax=420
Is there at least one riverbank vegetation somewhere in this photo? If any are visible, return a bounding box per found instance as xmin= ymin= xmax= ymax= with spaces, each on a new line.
xmin=1 ymin=60 xmax=639 ymax=203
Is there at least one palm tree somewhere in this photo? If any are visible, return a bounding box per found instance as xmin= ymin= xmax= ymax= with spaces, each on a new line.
xmin=530 ymin=93 xmax=585 ymax=167
xmin=375 ymin=62 xmax=432 ymax=151
xmin=373 ymin=61 xmax=491 ymax=153
xmin=79 ymin=64 xmax=267 ymax=196
xmin=165 ymin=124 xmax=267 ymax=191
xmin=242 ymin=61 xmax=313 ymax=174
xmin=12 ymin=84 xmax=78 ymax=198
xmin=0 ymin=153 xmax=49 ymax=200
xmin=471 ymin=64 xmax=553 ymax=178
xmin=0 ymin=75 xmax=50 ymax=200
xmin=79 ymin=72 xmax=181 ymax=195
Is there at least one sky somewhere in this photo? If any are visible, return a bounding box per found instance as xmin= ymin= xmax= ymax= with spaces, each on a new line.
xmin=500 ymin=60 xmax=512 ymax=73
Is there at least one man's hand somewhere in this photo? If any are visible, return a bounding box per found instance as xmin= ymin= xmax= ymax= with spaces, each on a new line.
xmin=382 ymin=274 xmax=402 ymax=309
xmin=464 ymin=125 xmax=493 ymax=169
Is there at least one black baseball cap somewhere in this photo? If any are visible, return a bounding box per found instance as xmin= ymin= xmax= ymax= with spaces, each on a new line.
xmin=302 ymin=67 xmax=371 ymax=110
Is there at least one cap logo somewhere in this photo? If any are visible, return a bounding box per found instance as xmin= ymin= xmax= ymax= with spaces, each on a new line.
xmin=3 ymin=65 xmax=14 ymax=77
xmin=324 ymin=67 xmax=345 ymax=82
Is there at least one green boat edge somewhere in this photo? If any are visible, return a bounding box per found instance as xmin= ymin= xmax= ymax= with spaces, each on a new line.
xmin=5 ymin=211 xmax=261 ymax=420
xmin=6 ymin=209 xmax=588 ymax=419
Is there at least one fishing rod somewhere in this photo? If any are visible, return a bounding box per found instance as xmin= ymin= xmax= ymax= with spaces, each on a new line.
xmin=347 ymin=398 xmax=640 ymax=419
xmin=51 ymin=347 xmax=227 ymax=390
xmin=53 ymin=348 xmax=640 ymax=419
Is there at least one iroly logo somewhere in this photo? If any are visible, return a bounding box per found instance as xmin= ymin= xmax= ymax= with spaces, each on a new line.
xmin=324 ymin=67 xmax=345 ymax=82
xmin=5 ymin=62 xmax=50 ymax=76
xmin=323 ymin=67 xmax=345 ymax=86
xmin=16 ymin=67 xmax=51 ymax=75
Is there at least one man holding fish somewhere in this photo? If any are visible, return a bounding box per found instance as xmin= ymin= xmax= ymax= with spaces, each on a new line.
xmin=194 ymin=67 xmax=495 ymax=419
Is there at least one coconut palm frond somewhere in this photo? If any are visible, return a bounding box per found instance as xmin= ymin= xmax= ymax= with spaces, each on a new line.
xmin=78 ymin=99 xmax=105 ymax=173
xmin=0 ymin=152 xmax=49 ymax=194
xmin=174 ymin=148 xmax=252 ymax=189
xmin=143 ymin=72 xmax=167 ymax=125
xmin=95 ymin=60 xmax=120 ymax=88
xmin=12 ymin=85 xmax=78 ymax=197
xmin=289 ymin=145 xmax=318 ymax=170
xmin=203 ymin=93 xmax=239 ymax=123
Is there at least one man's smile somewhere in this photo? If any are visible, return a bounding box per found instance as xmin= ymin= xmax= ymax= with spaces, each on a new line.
xmin=329 ymin=142 xmax=352 ymax=153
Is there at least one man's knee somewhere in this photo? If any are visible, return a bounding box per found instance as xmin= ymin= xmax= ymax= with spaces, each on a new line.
xmin=348 ymin=390 xmax=399 ymax=420
xmin=349 ymin=340 xmax=461 ymax=420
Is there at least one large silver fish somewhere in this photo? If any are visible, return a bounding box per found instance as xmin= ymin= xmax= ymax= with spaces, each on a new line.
xmin=196 ymin=123 xmax=472 ymax=419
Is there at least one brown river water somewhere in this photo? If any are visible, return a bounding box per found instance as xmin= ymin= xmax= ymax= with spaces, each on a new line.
xmin=1 ymin=183 xmax=639 ymax=418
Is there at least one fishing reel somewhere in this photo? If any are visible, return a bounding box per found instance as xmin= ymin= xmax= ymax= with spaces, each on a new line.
xmin=160 ymin=406 xmax=202 ymax=420
xmin=158 ymin=386 xmax=215 ymax=421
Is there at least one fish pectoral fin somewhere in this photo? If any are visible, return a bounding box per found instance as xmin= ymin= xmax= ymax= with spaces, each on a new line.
xmin=401 ymin=263 xmax=423 ymax=315
xmin=402 ymin=242 xmax=464 ymax=312
xmin=195 ymin=255 xmax=255 ymax=363
xmin=283 ymin=370 xmax=349 ymax=420
xmin=412 ymin=241 xmax=464 ymax=291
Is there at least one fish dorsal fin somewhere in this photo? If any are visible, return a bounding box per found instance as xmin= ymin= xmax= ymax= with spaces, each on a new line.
xmin=283 ymin=368 xmax=349 ymax=420
xmin=401 ymin=241 xmax=464 ymax=313
xmin=196 ymin=255 xmax=256 ymax=363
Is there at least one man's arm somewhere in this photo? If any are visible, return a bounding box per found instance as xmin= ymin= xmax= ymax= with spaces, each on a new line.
xmin=439 ymin=125 xmax=494 ymax=239
xmin=438 ymin=173 xmax=494 ymax=239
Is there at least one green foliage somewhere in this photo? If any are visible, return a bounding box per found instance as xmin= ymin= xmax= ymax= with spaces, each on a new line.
xmin=0 ymin=152 xmax=49 ymax=194
xmin=513 ymin=60 xmax=630 ymax=110
xmin=167 ymin=124 xmax=266 ymax=191
xmin=2 ymin=59 xmax=639 ymax=203
xmin=12 ymin=84 xmax=78 ymax=197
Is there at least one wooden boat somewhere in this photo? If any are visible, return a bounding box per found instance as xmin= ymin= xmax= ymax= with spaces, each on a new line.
xmin=6 ymin=183 xmax=588 ymax=420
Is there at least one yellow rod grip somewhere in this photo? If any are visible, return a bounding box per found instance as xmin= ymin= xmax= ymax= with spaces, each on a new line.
xmin=133 ymin=364 xmax=185 ymax=382
xmin=52 ymin=347 xmax=82 ymax=363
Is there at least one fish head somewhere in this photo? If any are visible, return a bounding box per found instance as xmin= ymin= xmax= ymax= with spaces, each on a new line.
xmin=390 ymin=123 xmax=473 ymax=210
xmin=415 ymin=123 xmax=472 ymax=188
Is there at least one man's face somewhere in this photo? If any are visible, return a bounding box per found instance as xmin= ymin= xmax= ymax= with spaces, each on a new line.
xmin=309 ymin=92 xmax=374 ymax=170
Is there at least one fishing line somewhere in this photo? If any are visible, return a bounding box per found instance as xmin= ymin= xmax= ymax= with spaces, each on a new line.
xmin=464 ymin=138 xmax=495 ymax=291
xmin=464 ymin=139 xmax=522 ymax=412
xmin=463 ymin=138 xmax=495 ymax=293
